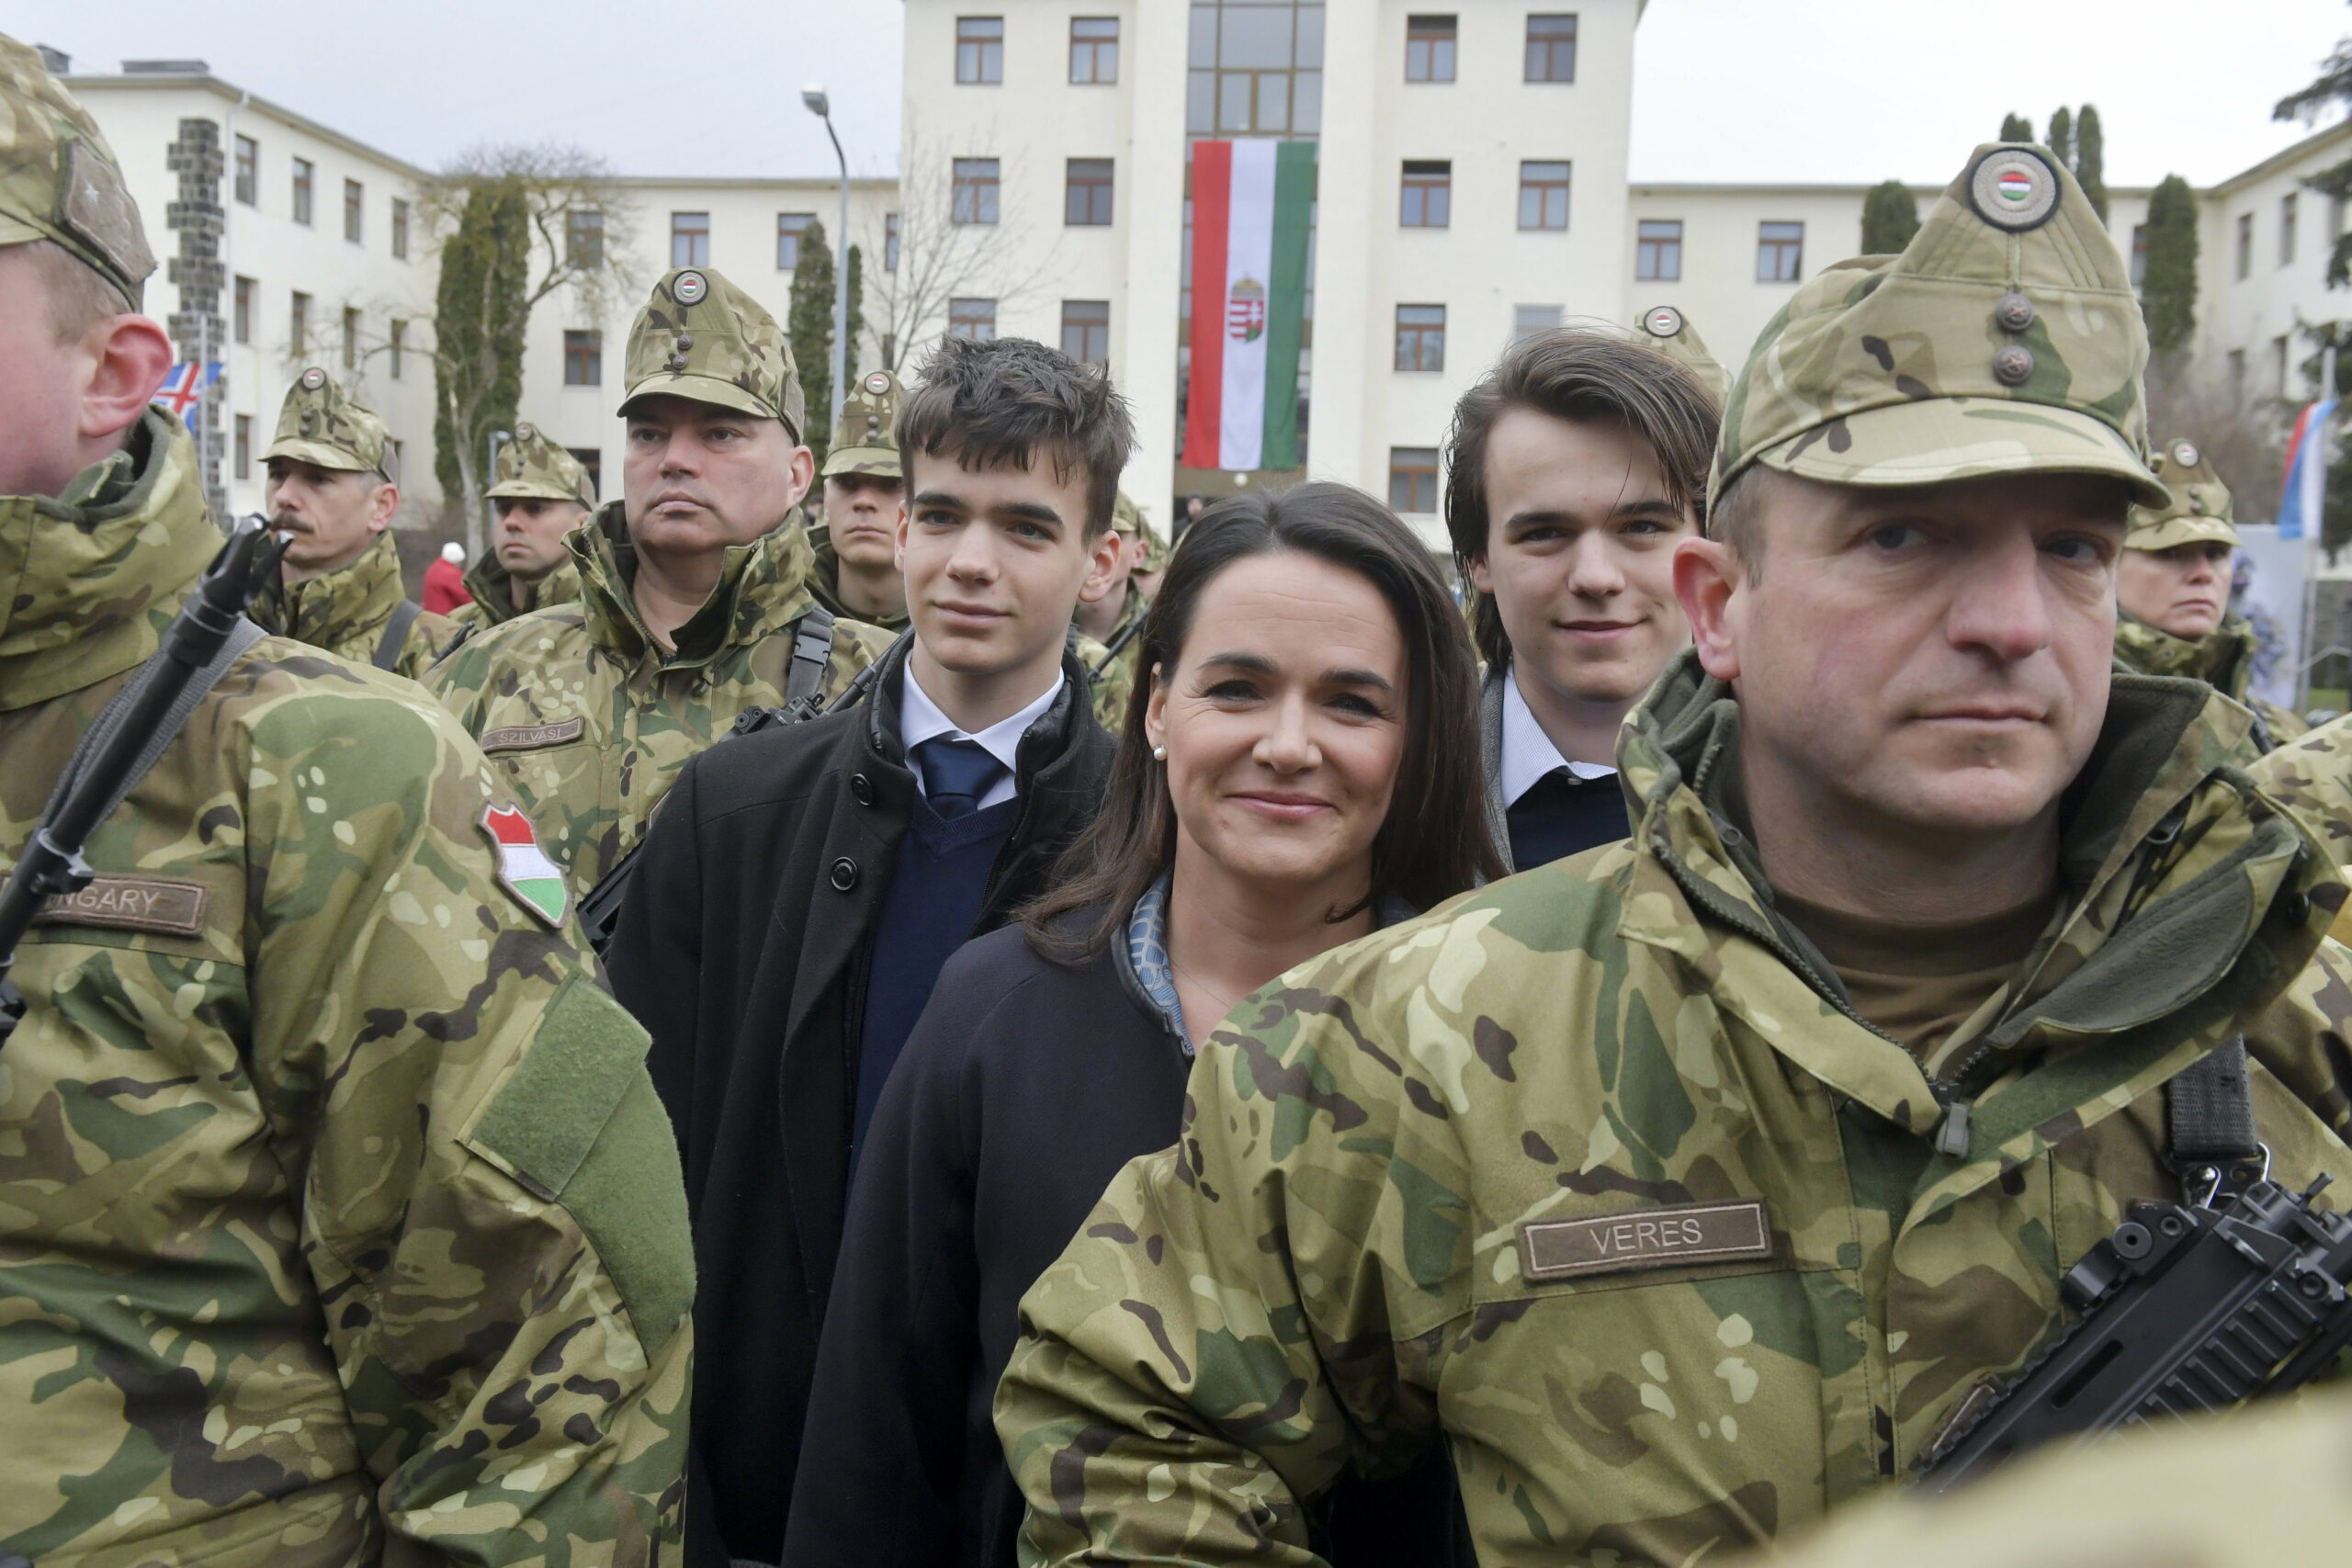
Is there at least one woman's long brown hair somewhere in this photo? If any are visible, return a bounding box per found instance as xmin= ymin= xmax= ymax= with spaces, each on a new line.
xmin=1023 ymin=482 xmax=1503 ymax=961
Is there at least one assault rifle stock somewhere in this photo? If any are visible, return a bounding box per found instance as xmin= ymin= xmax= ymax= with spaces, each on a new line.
xmin=1915 ymin=1172 xmax=2352 ymax=1492
xmin=0 ymin=518 xmax=285 ymax=1050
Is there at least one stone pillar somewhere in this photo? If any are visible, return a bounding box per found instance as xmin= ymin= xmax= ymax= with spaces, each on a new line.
xmin=165 ymin=118 xmax=228 ymax=524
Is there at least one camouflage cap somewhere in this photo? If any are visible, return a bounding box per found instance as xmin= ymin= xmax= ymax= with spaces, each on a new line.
xmin=1634 ymin=305 xmax=1730 ymax=403
xmin=262 ymin=367 xmax=395 ymax=479
xmin=1112 ymin=490 xmax=1141 ymax=535
xmin=0 ymin=33 xmax=155 ymax=308
xmin=820 ymin=367 xmax=902 ymax=479
xmin=621 ymin=265 xmax=805 ymax=441
xmin=487 ymin=421 xmax=595 ymax=506
xmin=1713 ymin=142 xmax=2166 ymax=511
xmin=2128 ymin=436 xmax=2240 ymax=551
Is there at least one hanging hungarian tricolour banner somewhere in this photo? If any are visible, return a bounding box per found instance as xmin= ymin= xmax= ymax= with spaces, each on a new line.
xmin=1185 ymin=139 xmax=1314 ymax=472
xmin=2278 ymin=395 xmax=2338 ymax=539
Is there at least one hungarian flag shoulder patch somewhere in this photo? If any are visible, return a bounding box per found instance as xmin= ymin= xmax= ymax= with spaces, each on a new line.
xmin=481 ymin=804 xmax=568 ymax=930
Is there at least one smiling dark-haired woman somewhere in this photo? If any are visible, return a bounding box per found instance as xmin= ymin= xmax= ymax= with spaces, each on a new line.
xmin=782 ymin=483 xmax=1500 ymax=1567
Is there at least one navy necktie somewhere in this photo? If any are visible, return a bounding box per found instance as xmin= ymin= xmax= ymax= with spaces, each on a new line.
xmin=912 ymin=736 xmax=1007 ymax=819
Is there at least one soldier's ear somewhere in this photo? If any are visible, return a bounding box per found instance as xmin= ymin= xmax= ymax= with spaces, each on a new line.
xmin=1675 ymin=536 xmax=1743 ymax=682
xmin=77 ymin=311 xmax=175 ymax=447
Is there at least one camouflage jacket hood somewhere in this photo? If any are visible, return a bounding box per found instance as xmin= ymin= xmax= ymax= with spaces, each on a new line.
xmin=2111 ymin=611 xmax=2256 ymax=701
xmin=806 ymin=524 xmax=910 ymax=633
xmin=573 ymin=499 xmax=824 ymax=670
xmin=0 ymin=408 xmax=218 ymax=711
xmin=455 ymin=545 xmax=582 ymax=628
xmin=1623 ymin=648 xmax=2334 ymax=1111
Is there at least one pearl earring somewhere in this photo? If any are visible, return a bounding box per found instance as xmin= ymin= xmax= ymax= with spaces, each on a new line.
xmin=1152 ymin=744 xmax=1168 ymax=761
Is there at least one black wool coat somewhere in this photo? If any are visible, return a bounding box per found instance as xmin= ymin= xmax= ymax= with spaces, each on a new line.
xmin=781 ymin=907 xmax=1472 ymax=1568
xmin=605 ymin=635 xmax=1116 ymax=1568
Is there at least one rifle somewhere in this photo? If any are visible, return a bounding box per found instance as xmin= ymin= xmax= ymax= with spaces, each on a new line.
xmin=0 ymin=518 xmax=286 ymax=1051
xmin=1089 ymin=606 xmax=1145 ymax=686
xmin=1914 ymin=1171 xmax=2352 ymax=1492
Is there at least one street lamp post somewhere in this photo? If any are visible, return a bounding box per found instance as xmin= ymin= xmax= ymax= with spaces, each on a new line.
xmin=802 ymin=84 xmax=850 ymax=437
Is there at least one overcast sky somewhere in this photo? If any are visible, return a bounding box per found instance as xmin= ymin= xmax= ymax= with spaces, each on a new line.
xmin=15 ymin=1 xmax=2351 ymax=188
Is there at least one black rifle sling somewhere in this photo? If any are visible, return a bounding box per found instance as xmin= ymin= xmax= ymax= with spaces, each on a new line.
xmin=374 ymin=599 xmax=422 ymax=671
xmin=40 ymin=617 xmax=268 ymax=840
xmin=784 ymin=607 xmax=836 ymax=710
xmin=2165 ymin=1035 xmax=2262 ymax=1204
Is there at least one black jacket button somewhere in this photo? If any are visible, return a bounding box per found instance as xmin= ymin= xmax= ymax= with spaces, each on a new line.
xmin=851 ymin=773 xmax=875 ymax=806
xmin=829 ymin=857 xmax=859 ymax=891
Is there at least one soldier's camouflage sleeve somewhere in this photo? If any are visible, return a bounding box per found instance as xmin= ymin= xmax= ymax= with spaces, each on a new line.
xmin=250 ymin=674 xmax=692 ymax=1558
xmin=1087 ymin=645 xmax=1135 ymax=736
xmin=996 ymin=932 xmax=1445 ymax=1565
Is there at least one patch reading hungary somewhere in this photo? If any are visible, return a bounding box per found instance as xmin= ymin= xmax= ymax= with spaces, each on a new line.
xmin=1519 ymin=1199 xmax=1773 ymax=1283
xmin=36 ymin=876 xmax=208 ymax=935
xmin=482 ymin=804 xmax=568 ymax=929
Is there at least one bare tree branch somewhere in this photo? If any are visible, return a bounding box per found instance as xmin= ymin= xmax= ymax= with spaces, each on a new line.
xmin=862 ymin=125 xmax=1063 ymax=371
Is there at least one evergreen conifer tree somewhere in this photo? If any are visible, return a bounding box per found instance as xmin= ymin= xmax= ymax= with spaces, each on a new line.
xmin=2000 ymin=112 xmax=2032 ymax=141
xmin=789 ymin=220 xmax=836 ymax=462
xmin=1860 ymin=181 xmax=1920 ymax=254
xmin=2075 ymin=105 xmax=2109 ymax=223
xmin=2046 ymin=107 xmax=2075 ymax=170
xmin=2141 ymin=175 xmax=2199 ymax=359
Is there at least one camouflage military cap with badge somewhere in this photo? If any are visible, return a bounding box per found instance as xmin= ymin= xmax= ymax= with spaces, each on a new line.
xmin=0 ymin=32 xmax=154 ymax=309
xmin=823 ymin=368 xmax=906 ymax=481
xmin=624 ymin=265 xmax=807 ymax=439
xmin=265 ymin=366 xmax=397 ymax=479
xmin=489 ymin=421 xmax=597 ymax=508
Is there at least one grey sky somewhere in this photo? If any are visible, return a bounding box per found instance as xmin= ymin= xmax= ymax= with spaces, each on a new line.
xmin=15 ymin=1 xmax=2351 ymax=188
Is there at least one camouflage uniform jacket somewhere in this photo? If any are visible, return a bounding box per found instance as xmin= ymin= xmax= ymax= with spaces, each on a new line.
xmin=426 ymin=502 xmax=892 ymax=896
xmin=1082 ymin=581 xmax=1147 ymax=735
xmin=443 ymin=546 xmax=584 ymax=636
xmin=2250 ymin=714 xmax=2352 ymax=946
xmin=2112 ymin=611 xmax=2307 ymax=753
xmin=997 ymin=649 xmax=2352 ymax=1567
xmin=0 ymin=412 xmax=692 ymax=1565
xmin=251 ymin=529 xmax=458 ymax=680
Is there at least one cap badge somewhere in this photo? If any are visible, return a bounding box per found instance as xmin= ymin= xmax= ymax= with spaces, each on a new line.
xmin=1643 ymin=305 xmax=1684 ymax=339
xmin=675 ymin=333 xmax=694 ymax=351
xmin=1992 ymin=345 xmax=2036 ymax=386
xmin=865 ymin=370 xmax=891 ymax=394
xmin=1994 ymin=292 xmax=2036 ymax=333
xmin=2172 ymin=440 xmax=2201 ymax=468
xmin=671 ymin=270 xmax=708 ymax=307
xmin=665 ymin=354 xmax=689 ymax=373
xmin=514 ymin=422 xmax=536 ymax=440
xmin=2189 ymin=494 xmax=2209 ymax=515
xmin=300 ymin=367 xmax=326 ymax=391
xmin=1968 ymin=147 xmax=2061 ymax=232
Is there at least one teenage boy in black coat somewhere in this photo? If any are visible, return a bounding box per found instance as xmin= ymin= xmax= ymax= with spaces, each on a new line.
xmin=605 ymin=336 xmax=1134 ymax=1568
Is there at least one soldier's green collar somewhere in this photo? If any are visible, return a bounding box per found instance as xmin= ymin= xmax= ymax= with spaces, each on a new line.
xmin=2113 ymin=612 xmax=2256 ymax=703
xmin=0 ymin=409 xmax=220 ymax=711
xmin=251 ymin=529 xmax=408 ymax=654
xmin=571 ymin=500 xmax=819 ymax=670
xmin=462 ymin=545 xmax=582 ymax=627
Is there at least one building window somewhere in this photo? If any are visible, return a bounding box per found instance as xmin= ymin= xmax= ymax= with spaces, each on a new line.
xmin=885 ymin=212 xmax=900 ymax=271
xmin=344 ymin=179 xmax=364 ymax=244
xmin=1062 ymin=299 xmax=1111 ymax=366
xmin=2236 ymin=212 xmax=2253 ymax=280
xmin=673 ymin=211 xmax=710 ymax=267
xmin=1395 ymin=304 xmax=1446 ymax=372
xmin=2334 ymin=193 xmax=2349 ymax=246
xmin=234 ymin=134 xmax=256 ymax=205
xmin=952 ymin=158 xmax=1001 ymax=225
xmin=569 ymin=448 xmax=602 ymax=498
xmin=1400 ymin=162 xmax=1452 ymax=228
xmin=391 ymin=197 xmax=410 ymax=260
xmin=290 ymin=290 xmax=311 ymax=354
xmin=565 ymin=330 xmax=603 ymax=387
xmin=291 ymin=158 xmax=313 ymax=225
xmin=956 ymin=17 xmax=1004 ymax=84
xmin=2276 ymin=334 xmax=2292 ymax=395
xmin=568 ymin=209 xmax=605 ymax=269
xmin=1406 ymin=15 xmax=1456 ymax=82
xmin=389 ymin=319 xmax=405 ymax=379
xmin=235 ymin=414 xmax=252 ymax=480
xmin=882 ymin=331 xmax=899 ymax=367
xmin=777 ymin=211 xmax=816 ymax=270
xmin=1519 ymin=161 xmax=1571 ymax=231
xmin=2131 ymin=222 xmax=2148 ymax=287
xmin=1071 ymin=17 xmax=1118 ymax=83
xmin=1635 ymin=219 xmax=1683 ymax=281
xmin=1388 ymin=446 xmax=1440 ymax=513
xmin=1525 ymin=14 xmax=1577 ymax=83
xmin=1066 ymin=159 xmax=1114 ymax=226
xmin=2227 ymin=348 xmax=2245 ymax=397
xmin=949 ymin=297 xmax=998 ymax=341
xmin=2282 ymin=192 xmax=2299 ymax=267
xmin=1757 ymin=220 xmax=1804 ymax=282
xmin=341 ymin=307 xmax=359 ymax=369
xmin=1188 ymin=0 xmax=1327 ymax=138
xmin=1511 ymin=304 xmax=1564 ymax=344
xmin=233 ymin=275 xmax=254 ymax=344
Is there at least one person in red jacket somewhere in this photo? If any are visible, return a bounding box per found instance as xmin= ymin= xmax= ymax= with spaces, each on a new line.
xmin=422 ymin=538 xmax=470 ymax=613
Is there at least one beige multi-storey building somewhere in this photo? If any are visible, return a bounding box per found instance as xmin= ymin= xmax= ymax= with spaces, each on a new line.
xmin=51 ymin=17 xmax=2352 ymax=554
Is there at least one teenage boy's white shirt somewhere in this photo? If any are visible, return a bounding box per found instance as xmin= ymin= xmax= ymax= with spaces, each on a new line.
xmin=899 ymin=664 xmax=1068 ymax=810
xmin=1498 ymin=664 xmax=1616 ymax=807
